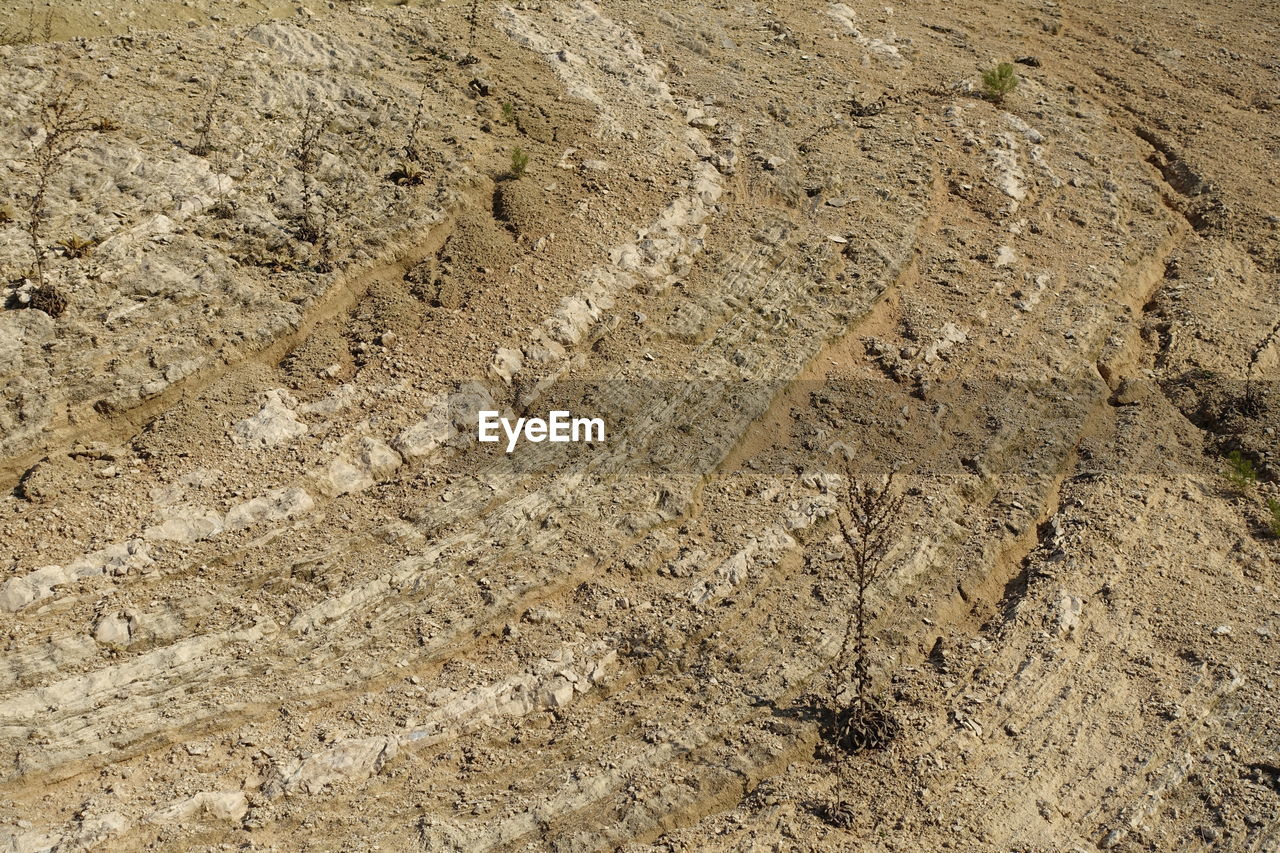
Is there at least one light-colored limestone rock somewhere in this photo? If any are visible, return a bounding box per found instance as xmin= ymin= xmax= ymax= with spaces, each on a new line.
xmin=144 ymin=505 xmax=225 ymax=543
xmin=224 ymin=486 xmax=315 ymax=531
xmin=93 ymin=613 xmax=132 ymax=646
xmin=313 ymin=438 xmax=403 ymax=497
xmin=149 ymin=790 xmax=248 ymax=823
xmin=232 ymin=389 xmax=308 ymax=450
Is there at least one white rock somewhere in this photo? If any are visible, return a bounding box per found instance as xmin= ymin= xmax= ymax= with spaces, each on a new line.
xmin=65 ymin=539 xmax=151 ymax=579
xmin=224 ymin=487 xmax=315 ymax=531
xmin=491 ymin=347 xmax=523 ymax=385
xmin=94 ymin=613 xmax=132 ymax=646
xmin=144 ymin=505 xmax=225 ymax=543
xmin=0 ymin=577 xmax=37 ymax=613
xmin=232 ymin=389 xmax=308 ymax=450
xmin=273 ymin=736 xmax=400 ymax=796
xmin=26 ymin=564 xmax=67 ymax=593
xmin=314 ymin=438 xmax=402 ymax=497
xmin=540 ymin=677 xmax=575 ymax=708
xmin=544 ymin=296 xmax=600 ymax=346
xmin=149 ymin=790 xmax=248 ymax=823
xmin=1056 ymin=591 xmax=1084 ymax=636
xmin=315 ymin=457 xmax=372 ymax=498
xmin=394 ymin=397 xmax=454 ymax=460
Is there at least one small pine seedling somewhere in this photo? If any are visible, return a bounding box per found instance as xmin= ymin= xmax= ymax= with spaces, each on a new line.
xmin=981 ymin=62 xmax=1019 ymax=104
xmin=501 ymin=102 xmax=516 ymax=124
xmin=1267 ymin=497 xmax=1280 ymax=538
xmin=509 ymin=146 xmax=529 ymax=180
xmin=1224 ymin=450 xmax=1258 ymax=492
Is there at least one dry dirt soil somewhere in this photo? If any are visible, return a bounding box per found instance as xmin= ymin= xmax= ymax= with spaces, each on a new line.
xmin=1 ymin=0 xmax=1279 ymax=850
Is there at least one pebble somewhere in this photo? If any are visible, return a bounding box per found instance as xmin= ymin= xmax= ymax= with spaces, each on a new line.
xmin=1099 ymin=828 xmax=1126 ymax=849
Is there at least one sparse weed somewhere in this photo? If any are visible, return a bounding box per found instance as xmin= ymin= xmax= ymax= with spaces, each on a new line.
xmin=27 ymin=283 xmax=68 ymax=317
xmin=467 ymin=0 xmax=480 ymax=50
xmin=57 ymin=234 xmax=97 ymax=258
xmin=92 ymin=116 xmax=120 ymax=133
xmin=830 ymin=467 xmax=906 ymax=753
xmin=1267 ymin=497 xmax=1280 ymax=538
xmin=1244 ymin=319 xmax=1279 ymax=414
xmin=194 ymin=24 xmax=257 ymax=156
xmin=981 ymin=62 xmax=1019 ymax=104
xmin=403 ymin=79 xmax=430 ymax=162
xmin=509 ymin=146 xmax=529 ymax=180
xmin=501 ymin=102 xmax=516 ymax=124
xmin=1225 ymin=450 xmax=1258 ymax=492
xmin=0 ymin=0 xmax=52 ymax=45
xmin=390 ymin=160 xmax=426 ymax=187
xmin=292 ymin=101 xmax=326 ymax=241
xmin=21 ymin=85 xmax=96 ymax=293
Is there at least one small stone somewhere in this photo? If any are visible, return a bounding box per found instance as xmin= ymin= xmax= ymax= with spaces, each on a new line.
xmin=523 ymin=605 xmax=560 ymax=625
xmin=1099 ymin=828 xmax=1126 ymax=849
xmin=0 ymin=577 xmax=37 ymax=612
xmin=94 ymin=613 xmax=132 ymax=646
xmin=1056 ymin=592 xmax=1084 ymax=636
xmin=541 ymin=678 xmax=575 ymax=708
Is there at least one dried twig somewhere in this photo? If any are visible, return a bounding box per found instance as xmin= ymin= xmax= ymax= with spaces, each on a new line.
xmin=0 ymin=0 xmax=52 ymax=46
xmin=404 ymin=79 xmax=430 ymax=163
xmin=1245 ymin=319 xmax=1280 ymax=414
xmin=21 ymin=85 xmax=95 ymax=295
xmin=194 ymin=24 xmax=258 ymax=156
xmin=292 ymin=100 xmax=327 ymax=248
